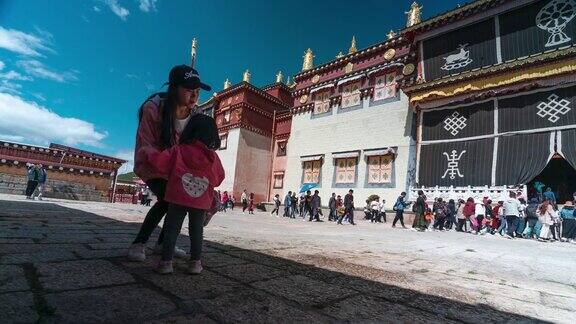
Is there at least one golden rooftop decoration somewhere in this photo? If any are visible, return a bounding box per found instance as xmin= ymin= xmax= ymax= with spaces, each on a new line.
xmin=242 ymin=70 xmax=251 ymax=83
xmin=384 ymin=48 xmax=396 ymax=60
xmin=348 ymin=36 xmax=358 ymax=54
xmin=302 ymin=48 xmax=315 ymax=71
xmin=387 ymin=30 xmax=397 ymax=40
xmin=275 ymin=71 xmax=284 ymax=83
xmin=223 ymin=78 xmax=231 ymax=89
xmin=336 ymin=51 xmax=344 ymax=59
xmin=406 ymin=2 xmax=423 ymax=27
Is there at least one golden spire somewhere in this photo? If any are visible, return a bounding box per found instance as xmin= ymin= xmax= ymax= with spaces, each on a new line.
xmin=336 ymin=51 xmax=344 ymax=59
xmin=348 ymin=36 xmax=357 ymax=54
xmin=190 ymin=38 xmax=197 ymax=67
xmin=223 ymin=78 xmax=231 ymax=89
xmin=387 ymin=30 xmax=397 ymax=40
xmin=275 ymin=71 xmax=284 ymax=83
xmin=242 ymin=69 xmax=251 ymax=83
xmin=302 ymin=48 xmax=314 ymax=71
xmin=406 ymin=2 xmax=423 ymax=27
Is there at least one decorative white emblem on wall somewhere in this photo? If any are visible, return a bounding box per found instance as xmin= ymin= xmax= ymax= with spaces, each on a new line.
xmin=443 ymin=112 xmax=468 ymax=136
xmin=441 ymin=150 xmax=466 ymax=180
xmin=536 ymin=0 xmax=576 ymax=47
xmin=441 ymin=44 xmax=473 ymax=71
xmin=181 ymin=173 xmax=209 ymax=198
xmin=536 ymin=93 xmax=571 ymax=123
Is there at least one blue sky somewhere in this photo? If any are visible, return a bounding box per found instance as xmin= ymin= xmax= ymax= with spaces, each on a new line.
xmin=0 ymin=0 xmax=462 ymax=173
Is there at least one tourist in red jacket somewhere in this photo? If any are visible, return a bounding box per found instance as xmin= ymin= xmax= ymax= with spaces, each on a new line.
xmin=148 ymin=113 xmax=224 ymax=274
xmin=128 ymin=65 xmax=212 ymax=262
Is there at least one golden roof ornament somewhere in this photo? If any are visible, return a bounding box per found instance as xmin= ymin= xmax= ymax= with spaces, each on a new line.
xmin=223 ymin=78 xmax=231 ymax=89
xmin=242 ymin=70 xmax=251 ymax=83
xmin=190 ymin=38 xmax=197 ymax=67
xmin=406 ymin=2 xmax=423 ymax=27
xmin=348 ymin=36 xmax=357 ymax=54
xmin=275 ymin=71 xmax=284 ymax=83
xmin=336 ymin=51 xmax=344 ymax=59
xmin=387 ymin=30 xmax=397 ymax=40
xmin=302 ymin=48 xmax=314 ymax=71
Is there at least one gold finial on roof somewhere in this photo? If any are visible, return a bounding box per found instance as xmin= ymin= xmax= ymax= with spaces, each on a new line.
xmin=275 ymin=71 xmax=284 ymax=83
xmin=336 ymin=51 xmax=344 ymax=59
xmin=223 ymin=78 xmax=231 ymax=89
xmin=242 ymin=70 xmax=251 ymax=83
xmin=406 ymin=2 xmax=423 ymax=27
xmin=387 ymin=30 xmax=397 ymax=40
xmin=190 ymin=38 xmax=197 ymax=67
xmin=302 ymin=48 xmax=314 ymax=71
xmin=348 ymin=36 xmax=357 ymax=54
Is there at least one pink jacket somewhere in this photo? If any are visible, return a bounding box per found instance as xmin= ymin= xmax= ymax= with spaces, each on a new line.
xmin=134 ymin=96 xmax=182 ymax=182
xmin=147 ymin=141 xmax=225 ymax=210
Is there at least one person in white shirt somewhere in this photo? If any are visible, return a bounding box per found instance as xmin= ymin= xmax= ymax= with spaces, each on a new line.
xmin=370 ymin=199 xmax=380 ymax=223
xmin=502 ymin=191 xmax=523 ymax=239
xmin=378 ymin=199 xmax=387 ymax=223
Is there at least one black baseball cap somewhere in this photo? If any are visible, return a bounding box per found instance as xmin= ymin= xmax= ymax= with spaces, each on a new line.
xmin=167 ymin=65 xmax=211 ymax=91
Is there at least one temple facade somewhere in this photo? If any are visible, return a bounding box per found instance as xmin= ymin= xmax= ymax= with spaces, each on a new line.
xmin=205 ymin=0 xmax=576 ymax=206
xmin=404 ymin=0 xmax=576 ymax=203
xmin=0 ymin=141 xmax=126 ymax=201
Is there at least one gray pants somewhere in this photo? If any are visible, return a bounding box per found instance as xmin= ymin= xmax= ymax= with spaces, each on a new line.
xmin=161 ymin=203 xmax=205 ymax=262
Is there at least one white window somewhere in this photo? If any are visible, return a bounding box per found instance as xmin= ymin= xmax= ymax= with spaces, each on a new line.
xmin=373 ymin=72 xmax=396 ymax=101
xmin=335 ymin=157 xmax=357 ymax=184
xmin=367 ymin=155 xmax=393 ymax=184
xmin=303 ymin=160 xmax=321 ymax=184
xmin=219 ymin=134 xmax=228 ymax=150
xmin=313 ymin=91 xmax=331 ymax=115
xmin=273 ymin=172 xmax=284 ymax=189
xmin=341 ymin=81 xmax=361 ymax=108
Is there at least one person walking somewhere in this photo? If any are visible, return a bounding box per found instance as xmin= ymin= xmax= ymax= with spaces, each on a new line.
xmin=241 ymin=189 xmax=248 ymax=213
xmin=411 ymin=190 xmax=427 ymax=231
xmin=248 ymin=193 xmax=255 ymax=214
xmin=502 ymin=191 xmax=523 ymax=239
xmin=25 ymin=164 xmax=39 ymax=199
xmin=309 ymin=190 xmax=322 ymax=222
xmin=328 ymin=193 xmax=337 ymax=221
xmin=271 ymin=194 xmax=281 ymax=216
xmin=127 ymin=64 xmax=211 ymax=262
xmin=338 ymin=189 xmax=356 ymax=225
xmin=392 ymin=192 xmax=409 ymax=228
xmin=432 ymin=198 xmax=448 ymax=231
xmin=537 ymin=199 xmax=555 ymax=241
xmin=32 ymin=164 xmax=47 ymax=200
xmin=523 ymin=198 xmax=540 ymax=239
xmin=221 ymin=191 xmax=229 ymax=212
xmin=303 ymin=191 xmax=313 ymax=220
xmin=456 ymin=199 xmax=467 ymax=232
xmin=560 ymin=201 xmax=576 ymax=242
xmin=290 ymin=192 xmax=298 ymax=218
xmin=283 ymin=191 xmax=292 ymax=217
xmin=370 ymin=198 xmax=380 ymax=223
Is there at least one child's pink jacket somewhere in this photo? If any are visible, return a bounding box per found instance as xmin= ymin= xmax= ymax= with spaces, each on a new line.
xmin=147 ymin=142 xmax=225 ymax=210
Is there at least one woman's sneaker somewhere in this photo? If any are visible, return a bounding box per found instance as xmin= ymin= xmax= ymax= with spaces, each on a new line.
xmin=153 ymin=244 xmax=188 ymax=259
xmin=188 ymin=260 xmax=203 ymax=275
xmin=155 ymin=260 xmax=174 ymax=274
xmin=127 ymin=243 xmax=146 ymax=262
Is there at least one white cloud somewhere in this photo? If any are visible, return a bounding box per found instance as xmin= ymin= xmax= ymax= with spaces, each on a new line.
xmin=138 ymin=0 xmax=157 ymax=12
xmin=17 ymin=60 xmax=78 ymax=83
xmin=104 ymin=0 xmax=130 ymax=20
xmin=93 ymin=5 xmax=101 ymax=12
xmin=0 ymin=70 xmax=32 ymax=81
xmin=0 ymin=93 xmax=106 ymax=147
xmin=114 ymin=149 xmax=135 ymax=174
xmin=0 ymin=60 xmax=4 ymax=70
xmin=0 ymin=80 xmax=22 ymax=95
xmin=31 ymin=93 xmax=46 ymax=101
xmin=0 ymin=27 xmax=53 ymax=56
xmin=125 ymin=73 xmax=139 ymax=79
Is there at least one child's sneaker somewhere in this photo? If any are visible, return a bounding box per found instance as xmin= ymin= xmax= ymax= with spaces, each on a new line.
xmin=155 ymin=260 xmax=174 ymax=274
xmin=127 ymin=243 xmax=146 ymax=262
xmin=188 ymin=260 xmax=203 ymax=275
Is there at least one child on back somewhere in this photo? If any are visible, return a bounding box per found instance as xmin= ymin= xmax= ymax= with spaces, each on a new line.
xmin=147 ymin=113 xmax=225 ymax=274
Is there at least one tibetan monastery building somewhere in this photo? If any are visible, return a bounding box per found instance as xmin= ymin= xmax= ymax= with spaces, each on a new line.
xmin=0 ymin=141 xmax=126 ymax=201
xmin=203 ymin=0 xmax=575 ymax=206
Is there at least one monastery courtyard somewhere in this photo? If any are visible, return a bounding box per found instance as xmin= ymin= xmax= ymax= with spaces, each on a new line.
xmin=1 ymin=194 xmax=575 ymax=323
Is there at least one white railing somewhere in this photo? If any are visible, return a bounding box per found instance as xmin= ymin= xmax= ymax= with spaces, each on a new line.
xmin=408 ymin=185 xmax=527 ymax=203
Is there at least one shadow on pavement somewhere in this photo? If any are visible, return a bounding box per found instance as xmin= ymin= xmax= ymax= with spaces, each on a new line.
xmin=0 ymin=199 xmax=550 ymax=323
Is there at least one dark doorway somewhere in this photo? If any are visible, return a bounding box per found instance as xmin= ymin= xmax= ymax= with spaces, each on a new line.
xmin=527 ymin=156 xmax=576 ymax=204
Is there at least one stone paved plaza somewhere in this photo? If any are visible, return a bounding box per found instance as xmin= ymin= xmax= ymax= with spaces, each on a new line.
xmin=1 ymin=194 xmax=576 ymax=323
